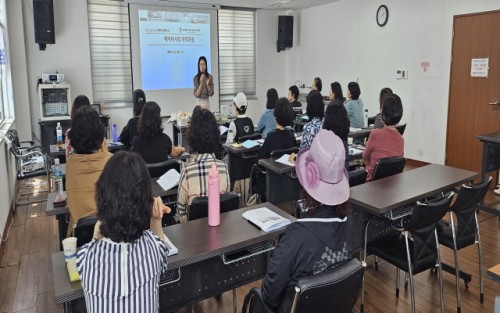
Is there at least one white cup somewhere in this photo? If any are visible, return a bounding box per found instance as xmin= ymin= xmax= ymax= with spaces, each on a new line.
xmin=348 ymin=137 xmax=353 ymax=145
xmin=62 ymin=237 xmax=77 ymax=262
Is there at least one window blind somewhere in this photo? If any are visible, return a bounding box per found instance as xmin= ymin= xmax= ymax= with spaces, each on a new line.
xmin=88 ymin=0 xmax=132 ymax=105
xmin=218 ymin=9 xmax=256 ymax=98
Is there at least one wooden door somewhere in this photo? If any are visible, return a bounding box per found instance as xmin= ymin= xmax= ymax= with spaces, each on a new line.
xmin=446 ymin=11 xmax=500 ymax=176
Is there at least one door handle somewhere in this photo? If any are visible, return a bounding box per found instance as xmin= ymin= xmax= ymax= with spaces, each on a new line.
xmin=489 ymin=100 xmax=500 ymax=105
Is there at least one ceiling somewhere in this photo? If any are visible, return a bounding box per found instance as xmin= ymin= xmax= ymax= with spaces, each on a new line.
xmin=135 ymin=0 xmax=340 ymax=10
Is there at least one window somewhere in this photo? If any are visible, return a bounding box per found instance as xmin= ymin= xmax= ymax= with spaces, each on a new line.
xmin=0 ymin=0 xmax=14 ymax=124
xmin=218 ymin=9 xmax=256 ymax=99
xmin=87 ymin=0 xmax=133 ymax=106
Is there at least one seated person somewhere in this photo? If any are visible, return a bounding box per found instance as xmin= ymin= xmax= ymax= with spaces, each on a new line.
xmin=311 ymin=76 xmax=323 ymax=95
xmin=328 ymin=81 xmax=346 ymax=102
xmin=323 ymin=100 xmax=350 ymax=170
xmin=226 ymin=92 xmax=254 ymax=143
xmin=345 ymin=82 xmax=364 ymax=128
xmin=256 ymin=88 xmax=278 ymax=138
xmin=373 ymin=87 xmax=393 ymax=129
xmin=131 ymin=101 xmax=184 ymax=164
xmin=119 ymin=89 xmax=146 ymax=147
xmin=288 ymin=85 xmax=302 ymax=115
xmin=363 ymin=94 xmax=404 ymax=181
xmin=257 ymin=97 xmax=296 ymax=160
xmin=250 ymin=130 xmax=352 ymax=313
xmin=77 ymin=151 xmax=170 ymax=312
xmin=65 ymin=95 xmax=91 ymax=158
xmin=299 ymin=90 xmax=324 ymax=150
xmin=178 ymin=107 xmax=230 ymax=222
xmin=66 ymin=106 xmax=112 ymax=236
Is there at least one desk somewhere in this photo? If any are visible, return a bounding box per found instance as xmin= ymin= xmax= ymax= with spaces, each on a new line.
xmin=349 ymin=164 xmax=478 ymax=283
xmin=52 ymin=203 xmax=295 ymax=312
xmin=258 ymin=158 xmax=300 ymax=205
xmin=223 ymin=143 xmax=261 ymax=183
xmin=476 ymin=132 xmax=500 ymax=216
xmin=49 ymin=142 xmax=127 ymax=160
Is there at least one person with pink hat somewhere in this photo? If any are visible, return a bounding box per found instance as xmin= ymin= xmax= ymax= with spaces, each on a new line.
xmin=243 ymin=129 xmax=353 ymax=313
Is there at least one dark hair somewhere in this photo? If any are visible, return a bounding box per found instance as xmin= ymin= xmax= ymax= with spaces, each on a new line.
xmin=300 ymin=188 xmax=351 ymax=218
xmin=381 ymin=94 xmax=403 ymax=126
xmin=330 ymin=82 xmax=345 ymax=101
xmin=234 ymin=102 xmax=248 ymax=115
xmin=379 ymin=87 xmax=393 ymax=110
xmin=289 ymin=85 xmax=299 ymax=100
xmin=266 ymin=88 xmax=278 ymax=109
xmin=68 ymin=106 xmax=105 ymax=154
xmin=188 ymin=107 xmax=220 ymax=153
xmin=196 ymin=56 xmax=210 ymax=84
xmin=306 ymin=90 xmax=324 ymax=119
xmin=274 ymin=97 xmax=294 ymax=127
xmin=133 ymin=89 xmax=146 ymax=116
xmin=96 ymin=151 xmax=152 ymax=243
xmin=323 ymin=101 xmax=350 ymax=140
xmin=314 ymin=77 xmax=323 ymax=92
xmin=71 ymin=95 xmax=91 ymax=119
xmin=137 ymin=101 xmax=163 ymax=138
xmin=348 ymin=82 xmax=361 ymax=100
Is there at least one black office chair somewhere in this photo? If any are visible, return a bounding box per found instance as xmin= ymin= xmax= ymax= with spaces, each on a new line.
xmin=437 ymin=177 xmax=492 ymax=312
xmin=362 ymin=195 xmax=453 ymax=313
xmin=188 ymin=192 xmax=240 ymax=221
xmin=238 ymin=133 xmax=262 ymax=143
xmin=73 ymin=215 xmax=98 ymax=247
xmin=6 ymin=129 xmax=51 ymax=206
xmin=270 ymin=147 xmax=298 ymax=159
xmin=242 ymin=258 xmax=365 ymax=313
xmin=371 ymin=156 xmax=406 ymax=181
xmin=349 ymin=169 xmax=368 ymax=187
xmin=396 ymin=123 xmax=407 ymax=135
xmin=146 ymin=158 xmax=181 ymax=179
xmin=367 ymin=116 xmax=376 ymax=126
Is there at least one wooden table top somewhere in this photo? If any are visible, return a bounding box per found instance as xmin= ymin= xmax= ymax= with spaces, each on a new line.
xmin=349 ymin=164 xmax=478 ymax=215
xmin=52 ymin=203 xmax=294 ymax=304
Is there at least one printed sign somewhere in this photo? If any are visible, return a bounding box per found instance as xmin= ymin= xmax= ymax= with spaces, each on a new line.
xmin=471 ymin=58 xmax=489 ymax=77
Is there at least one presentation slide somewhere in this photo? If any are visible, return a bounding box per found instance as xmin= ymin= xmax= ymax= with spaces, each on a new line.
xmin=138 ymin=9 xmax=211 ymax=90
xmin=130 ymin=4 xmax=219 ymax=114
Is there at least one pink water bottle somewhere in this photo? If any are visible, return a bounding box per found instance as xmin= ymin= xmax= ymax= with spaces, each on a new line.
xmin=208 ymin=163 xmax=220 ymax=226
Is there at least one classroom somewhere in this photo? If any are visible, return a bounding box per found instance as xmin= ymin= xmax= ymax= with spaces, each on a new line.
xmin=0 ymin=0 xmax=499 ymax=312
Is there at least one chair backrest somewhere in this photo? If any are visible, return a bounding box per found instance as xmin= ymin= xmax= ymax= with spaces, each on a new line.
xmin=73 ymin=215 xmax=98 ymax=247
xmin=371 ymin=156 xmax=406 ymax=181
xmin=290 ymin=258 xmax=365 ymax=313
xmin=270 ymin=147 xmax=298 ymax=159
xmin=188 ymin=192 xmax=240 ymax=221
xmin=367 ymin=116 xmax=376 ymax=126
xmin=450 ymin=177 xmax=492 ymax=245
xmin=146 ymin=158 xmax=181 ymax=179
xmin=348 ymin=169 xmax=368 ymax=187
xmin=238 ymin=133 xmax=262 ymax=143
xmin=408 ymin=195 xmax=452 ymax=273
xmin=396 ymin=123 xmax=407 ymax=135
xmin=6 ymin=129 xmax=20 ymax=148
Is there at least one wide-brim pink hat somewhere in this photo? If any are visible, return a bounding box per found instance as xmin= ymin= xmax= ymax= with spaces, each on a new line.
xmin=295 ymin=129 xmax=349 ymax=206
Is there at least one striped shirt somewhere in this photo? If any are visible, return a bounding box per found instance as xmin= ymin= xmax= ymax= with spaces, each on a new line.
xmin=177 ymin=153 xmax=230 ymax=222
xmin=76 ymin=230 xmax=168 ymax=313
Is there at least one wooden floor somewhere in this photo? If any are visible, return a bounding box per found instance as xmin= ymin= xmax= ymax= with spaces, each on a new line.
xmin=0 ymin=176 xmax=498 ymax=313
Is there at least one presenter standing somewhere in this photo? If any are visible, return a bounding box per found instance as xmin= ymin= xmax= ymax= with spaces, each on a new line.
xmin=193 ymin=56 xmax=214 ymax=110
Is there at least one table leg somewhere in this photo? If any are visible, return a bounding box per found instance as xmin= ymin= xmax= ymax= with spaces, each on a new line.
xmin=57 ymin=213 xmax=69 ymax=250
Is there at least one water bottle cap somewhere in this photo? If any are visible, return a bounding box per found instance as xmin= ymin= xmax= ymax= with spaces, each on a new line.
xmin=54 ymin=158 xmax=60 ymax=165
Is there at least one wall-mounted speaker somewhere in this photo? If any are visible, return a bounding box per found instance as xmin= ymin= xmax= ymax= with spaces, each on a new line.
xmin=277 ymin=15 xmax=293 ymax=52
xmin=33 ymin=0 xmax=55 ymax=50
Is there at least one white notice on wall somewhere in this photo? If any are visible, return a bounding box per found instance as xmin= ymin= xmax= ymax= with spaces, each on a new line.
xmin=471 ymin=58 xmax=489 ymax=77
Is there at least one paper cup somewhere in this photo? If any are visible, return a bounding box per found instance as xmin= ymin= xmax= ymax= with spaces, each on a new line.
xmin=62 ymin=237 xmax=77 ymax=262
xmin=348 ymin=137 xmax=353 ymax=145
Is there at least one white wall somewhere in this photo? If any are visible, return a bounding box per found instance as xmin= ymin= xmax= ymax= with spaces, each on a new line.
xmin=293 ymin=0 xmax=500 ymax=164
xmin=0 ymin=125 xmax=18 ymax=241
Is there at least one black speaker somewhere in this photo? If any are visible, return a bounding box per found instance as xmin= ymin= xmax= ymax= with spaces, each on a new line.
xmin=33 ymin=0 xmax=55 ymax=50
xmin=277 ymin=15 xmax=293 ymax=52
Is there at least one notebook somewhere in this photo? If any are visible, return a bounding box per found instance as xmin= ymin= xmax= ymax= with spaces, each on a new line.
xmin=157 ymin=169 xmax=180 ymax=191
xmin=242 ymin=207 xmax=291 ymax=232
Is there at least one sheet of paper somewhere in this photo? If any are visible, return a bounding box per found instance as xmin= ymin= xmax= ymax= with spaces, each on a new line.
xmin=164 ymin=234 xmax=178 ymax=256
xmin=219 ymin=125 xmax=228 ymax=135
xmin=349 ymin=127 xmax=363 ymax=132
xmin=275 ymin=154 xmax=294 ymax=167
xmin=256 ymin=139 xmax=265 ymax=144
xmin=156 ymin=169 xmax=180 ymax=191
xmin=241 ymin=140 xmax=259 ymax=149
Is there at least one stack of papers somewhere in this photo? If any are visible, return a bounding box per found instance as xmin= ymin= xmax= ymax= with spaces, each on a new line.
xmin=164 ymin=234 xmax=178 ymax=256
xmin=241 ymin=140 xmax=260 ymax=149
xmin=242 ymin=207 xmax=291 ymax=232
xmin=275 ymin=154 xmax=295 ymax=167
xmin=157 ymin=169 xmax=180 ymax=191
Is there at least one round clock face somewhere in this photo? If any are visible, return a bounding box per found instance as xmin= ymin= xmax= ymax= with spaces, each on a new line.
xmin=377 ymin=5 xmax=388 ymax=27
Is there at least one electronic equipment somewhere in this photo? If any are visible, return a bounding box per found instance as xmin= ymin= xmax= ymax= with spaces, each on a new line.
xmin=42 ymin=73 xmax=65 ymax=83
xmin=39 ymin=83 xmax=71 ymax=121
xmin=21 ymin=156 xmax=46 ymax=176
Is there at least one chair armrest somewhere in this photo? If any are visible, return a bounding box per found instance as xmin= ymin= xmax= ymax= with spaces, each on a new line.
xmin=242 ymin=287 xmax=275 ymax=313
